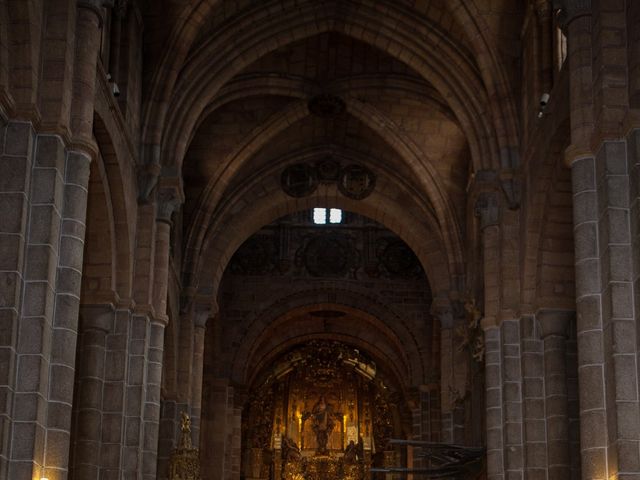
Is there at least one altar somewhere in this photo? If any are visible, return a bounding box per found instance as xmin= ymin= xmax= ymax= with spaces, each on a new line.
xmin=241 ymin=341 xmax=397 ymax=480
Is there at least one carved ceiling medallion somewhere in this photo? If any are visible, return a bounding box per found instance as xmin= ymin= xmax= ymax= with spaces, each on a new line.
xmin=316 ymin=158 xmax=341 ymax=183
xmin=230 ymin=235 xmax=278 ymax=275
xmin=338 ymin=165 xmax=376 ymax=200
xmin=281 ymin=161 xmax=376 ymax=200
xmin=281 ymin=163 xmax=318 ymax=198
xmin=296 ymin=234 xmax=360 ymax=278
xmin=378 ymin=240 xmax=423 ymax=278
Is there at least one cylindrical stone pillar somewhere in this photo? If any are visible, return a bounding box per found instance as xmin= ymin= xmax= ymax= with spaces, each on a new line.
xmin=142 ymin=186 xmax=181 ymax=480
xmin=475 ymin=188 xmax=504 ymax=479
xmin=538 ymin=309 xmax=572 ymax=480
xmin=433 ymin=304 xmax=454 ymax=444
xmin=69 ymin=305 xmax=114 ymax=480
xmin=535 ymin=0 xmax=553 ymax=93
xmin=483 ymin=326 xmax=503 ymax=480
xmin=71 ymin=0 xmax=109 ymax=145
xmin=190 ymin=309 xmax=209 ymax=448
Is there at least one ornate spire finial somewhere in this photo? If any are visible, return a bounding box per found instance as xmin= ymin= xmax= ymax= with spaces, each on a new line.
xmin=179 ymin=411 xmax=193 ymax=449
xmin=169 ymin=412 xmax=201 ymax=480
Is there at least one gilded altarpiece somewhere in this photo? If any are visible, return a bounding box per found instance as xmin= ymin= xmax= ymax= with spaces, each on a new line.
xmin=242 ymin=341 xmax=395 ymax=480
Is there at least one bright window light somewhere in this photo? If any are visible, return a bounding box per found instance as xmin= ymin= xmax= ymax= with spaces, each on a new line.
xmin=329 ymin=208 xmax=342 ymax=223
xmin=312 ymin=208 xmax=343 ymax=224
xmin=313 ymin=208 xmax=327 ymax=224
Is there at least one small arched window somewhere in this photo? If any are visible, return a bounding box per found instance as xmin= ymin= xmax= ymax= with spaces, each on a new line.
xmin=312 ymin=208 xmax=343 ymax=225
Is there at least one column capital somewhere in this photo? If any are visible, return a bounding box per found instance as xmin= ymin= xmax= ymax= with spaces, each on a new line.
xmin=536 ymin=308 xmax=574 ymax=338
xmin=474 ymin=191 xmax=500 ymax=230
xmin=193 ymin=307 xmax=211 ymax=329
xmin=156 ymin=186 xmax=183 ymax=223
xmin=470 ymin=170 xmax=502 ymax=229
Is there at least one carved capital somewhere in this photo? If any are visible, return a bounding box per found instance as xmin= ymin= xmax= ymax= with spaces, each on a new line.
xmin=156 ymin=177 xmax=184 ymax=223
xmin=137 ymin=162 xmax=161 ymax=204
xmin=500 ymin=175 xmax=521 ymax=210
xmin=193 ymin=307 xmax=210 ymax=329
xmin=432 ymin=307 xmax=454 ymax=329
xmin=474 ymin=191 xmax=500 ymax=230
xmin=156 ymin=191 xmax=181 ymax=223
xmin=430 ymin=297 xmax=461 ymax=329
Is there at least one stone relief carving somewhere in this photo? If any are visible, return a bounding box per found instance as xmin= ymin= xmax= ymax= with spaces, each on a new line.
xmin=338 ymin=164 xmax=376 ymax=200
xmin=377 ymin=239 xmax=423 ymax=279
xmin=295 ymin=234 xmax=360 ymax=278
xmin=456 ymin=299 xmax=485 ymax=363
xmin=316 ymin=158 xmax=341 ymax=183
xmin=229 ymin=235 xmax=279 ymax=275
xmin=229 ymin=218 xmax=426 ymax=283
xmin=281 ymin=161 xmax=376 ymax=200
xmin=281 ymin=163 xmax=318 ymax=198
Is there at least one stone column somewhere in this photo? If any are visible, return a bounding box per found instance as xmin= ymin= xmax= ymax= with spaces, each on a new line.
xmin=538 ymin=309 xmax=572 ymax=480
xmin=108 ymin=0 xmax=128 ymax=86
xmin=519 ymin=315 xmax=546 ymax=480
xmin=433 ymin=305 xmax=454 ymax=444
xmin=101 ymin=307 xmax=131 ymax=479
xmin=433 ymin=302 xmax=467 ymax=445
xmin=476 ymin=189 xmax=506 ymax=480
xmin=70 ymin=0 xmax=112 ymax=147
xmin=44 ymin=2 xmax=111 ymax=477
xmin=564 ymin=2 xmax=640 ymax=478
xmin=156 ymin=305 xmax=209 ymax=479
xmin=69 ymin=305 xmax=114 ymax=480
xmin=535 ymin=0 xmax=553 ymax=94
xmin=207 ymin=379 xmax=235 ymax=480
xmin=190 ymin=308 xmax=209 ymax=448
xmin=483 ymin=325 xmax=504 ymax=480
xmin=141 ymin=187 xmax=181 ymax=480
xmin=141 ymin=319 xmax=166 ymax=480
xmin=499 ymin=319 xmax=524 ymax=479
xmin=5 ymin=123 xmax=49 ymax=480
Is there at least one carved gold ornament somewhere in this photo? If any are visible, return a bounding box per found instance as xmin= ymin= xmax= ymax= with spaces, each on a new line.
xmin=168 ymin=412 xmax=201 ymax=480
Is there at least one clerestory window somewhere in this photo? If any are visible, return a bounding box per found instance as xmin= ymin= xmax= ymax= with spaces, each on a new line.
xmin=313 ymin=208 xmax=343 ymax=225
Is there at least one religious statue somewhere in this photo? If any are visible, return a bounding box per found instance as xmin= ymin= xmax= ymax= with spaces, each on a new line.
xmin=304 ymin=395 xmax=337 ymax=455
xmin=281 ymin=435 xmax=302 ymax=463
xmin=343 ymin=440 xmax=360 ymax=464
xmin=457 ymin=298 xmax=485 ymax=363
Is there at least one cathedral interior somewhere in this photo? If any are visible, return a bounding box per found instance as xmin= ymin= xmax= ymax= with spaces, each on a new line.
xmin=1 ymin=1 xmax=639 ymax=479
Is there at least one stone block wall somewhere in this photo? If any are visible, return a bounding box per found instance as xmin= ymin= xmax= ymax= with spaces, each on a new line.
xmin=484 ymin=313 xmax=581 ymax=480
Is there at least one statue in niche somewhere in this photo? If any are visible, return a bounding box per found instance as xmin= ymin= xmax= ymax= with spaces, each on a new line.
xmin=304 ymin=395 xmax=338 ymax=455
xmin=282 ymin=436 xmax=302 ymax=463
xmin=343 ymin=437 xmax=363 ymax=464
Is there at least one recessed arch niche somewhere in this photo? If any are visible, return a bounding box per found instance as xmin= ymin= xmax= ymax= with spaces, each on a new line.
xmin=241 ymin=340 xmax=407 ymax=480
